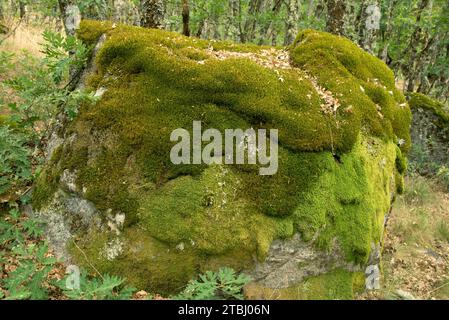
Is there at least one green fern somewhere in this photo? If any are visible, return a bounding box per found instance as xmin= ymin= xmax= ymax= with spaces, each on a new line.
xmin=174 ymin=267 xmax=251 ymax=300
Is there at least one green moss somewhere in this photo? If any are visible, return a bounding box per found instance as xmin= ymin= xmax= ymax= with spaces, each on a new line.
xmin=290 ymin=29 xmax=412 ymax=153
xmin=69 ymin=227 xmax=198 ymax=295
xmin=32 ymin=169 xmax=59 ymax=210
xmin=395 ymin=145 xmax=407 ymax=174
xmin=293 ymin=135 xmax=396 ymax=264
xmin=245 ymin=268 xmax=361 ymax=300
xmin=33 ymin=21 xmax=411 ymax=295
xmin=76 ymin=20 xmax=113 ymax=46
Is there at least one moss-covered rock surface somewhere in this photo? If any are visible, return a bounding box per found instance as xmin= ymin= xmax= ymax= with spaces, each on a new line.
xmin=33 ymin=20 xmax=411 ymax=298
xmin=408 ymin=92 xmax=449 ymax=172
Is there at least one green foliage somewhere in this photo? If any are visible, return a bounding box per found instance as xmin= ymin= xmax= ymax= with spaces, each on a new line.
xmin=436 ymin=166 xmax=449 ymax=190
xmin=0 ymin=26 xmax=130 ymax=300
xmin=0 ymin=207 xmax=55 ymax=300
xmin=0 ymin=206 xmax=136 ymax=300
xmin=0 ymin=127 xmax=31 ymax=195
xmin=436 ymin=220 xmax=449 ymax=243
xmin=0 ymin=30 xmax=96 ymax=198
xmin=174 ymin=267 xmax=251 ymax=300
xmin=1 ymin=31 xmax=93 ymax=140
xmin=57 ymin=271 xmax=135 ymax=300
xmin=41 ymin=30 xmax=89 ymax=85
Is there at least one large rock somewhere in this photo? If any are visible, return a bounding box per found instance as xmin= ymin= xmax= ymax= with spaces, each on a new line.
xmin=32 ymin=20 xmax=411 ymax=298
xmin=408 ymin=92 xmax=449 ymax=174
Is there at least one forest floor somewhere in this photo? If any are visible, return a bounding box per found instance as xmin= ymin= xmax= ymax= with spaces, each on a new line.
xmin=359 ymin=176 xmax=449 ymax=300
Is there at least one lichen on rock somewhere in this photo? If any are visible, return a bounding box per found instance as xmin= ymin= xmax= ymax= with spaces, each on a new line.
xmin=32 ymin=20 xmax=411 ymax=297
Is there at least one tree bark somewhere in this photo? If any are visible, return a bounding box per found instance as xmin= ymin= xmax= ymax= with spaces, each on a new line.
xmin=405 ymin=0 xmax=431 ymax=92
xmin=58 ymin=0 xmax=81 ymax=37
xmin=0 ymin=2 xmax=4 ymax=22
xmin=325 ymin=0 xmax=346 ymax=36
xmin=284 ymin=0 xmax=300 ymax=45
xmin=182 ymin=0 xmax=190 ymax=36
xmin=359 ymin=0 xmax=381 ymax=54
xmin=307 ymin=0 xmax=315 ymax=17
xmin=140 ymin=0 xmax=165 ymax=29
xmin=242 ymin=0 xmax=264 ymax=43
xmin=196 ymin=19 xmax=205 ymax=38
xmin=226 ymin=0 xmax=241 ymax=42
xmin=263 ymin=0 xmax=283 ymax=46
xmin=19 ymin=0 xmax=26 ymax=18
xmin=379 ymin=0 xmax=398 ymax=63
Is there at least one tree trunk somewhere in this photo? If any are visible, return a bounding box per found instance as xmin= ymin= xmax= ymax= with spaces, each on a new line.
xmin=284 ymin=0 xmax=300 ymax=45
xmin=58 ymin=0 xmax=81 ymax=37
xmin=196 ymin=19 xmax=205 ymax=38
xmin=242 ymin=0 xmax=264 ymax=43
xmin=307 ymin=0 xmax=315 ymax=17
xmin=315 ymin=0 xmax=325 ymax=19
xmin=405 ymin=0 xmax=431 ymax=92
xmin=359 ymin=0 xmax=381 ymax=54
xmin=0 ymin=2 xmax=4 ymax=22
xmin=263 ymin=0 xmax=283 ymax=46
xmin=19 ymin=0 xmax=26 ymax=18
xmin=226 ymin=0 xmax=241 ymax=42
xmin=379 ymin=0 xmax=397 ymax=63
xmin=325 ymin=0 xmax=346 ymax=36
xmin=182 ymin=0 xmax=190 ymax=36
xmin=140 ymin=0 xmax=165 ymax=29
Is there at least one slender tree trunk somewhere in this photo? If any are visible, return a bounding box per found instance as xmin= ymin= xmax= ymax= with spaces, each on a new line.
xmin=405 ymin=0 xmax=430 ymax=92
xmin=19 ymin=0 xmax=26 ymax=18
xmin=182 ymin=0 xmax=190 ymax=36
xmin=325 ymin=0 xmax=346 ymax=36
xmin=307 ymin=0 xmax=315 ymax=17
xmin=284 ymin=0 xmax=300 ymax=45
xmin=359 ymin=0 xmax=381 ymax=53
xmin=379 ymin=0 xmax=397 ymax=63
xmin=58 ymin=0 xmax=81 ymax=37
xmin=315 ymin=0 xmax=325 ymax=19
xmin=226 ymin=0 xmax=241 ymax=41
xmin=196 ymin=19 xmax=205 ymax=38
xmin=242 ymin=0 xmax=264 ymax=43
xmin=263 ymin=0 xmax=283 ymax=46
xmin=140 ymin=0 xmax=165 ymax=29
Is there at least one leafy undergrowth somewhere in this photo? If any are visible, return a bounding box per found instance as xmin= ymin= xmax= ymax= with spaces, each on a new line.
xmin=0 ymin=204 xmax=138 ymax=300
xmin=173 ymin=267 xmax=251 ymax=300
xmin=0 ymin=200 xmax=250 ymax=300
xmin=359 ymin=175 xmax=449 ymax=300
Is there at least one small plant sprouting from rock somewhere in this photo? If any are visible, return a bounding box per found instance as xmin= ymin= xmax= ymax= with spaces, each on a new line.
xmin=174 ymin=267 xmax=251 ymax=300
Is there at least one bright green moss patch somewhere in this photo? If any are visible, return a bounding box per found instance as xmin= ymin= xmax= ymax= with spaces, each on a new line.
xmin=293 ymin=135 xmax=396 ymax=264
xmin=33 ymin=21 xmax=411 ymax=296
xmin=76 ymin=20 xmax=113 ymax=46
xmin=290 ymin=29 xmax=412 ymax=153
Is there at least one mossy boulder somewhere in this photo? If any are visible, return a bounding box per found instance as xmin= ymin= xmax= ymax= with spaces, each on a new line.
xmin=33 ymin=20 xmax=411 ymax=298
xmin=407 ymin=92 xmax=449 ymax=173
